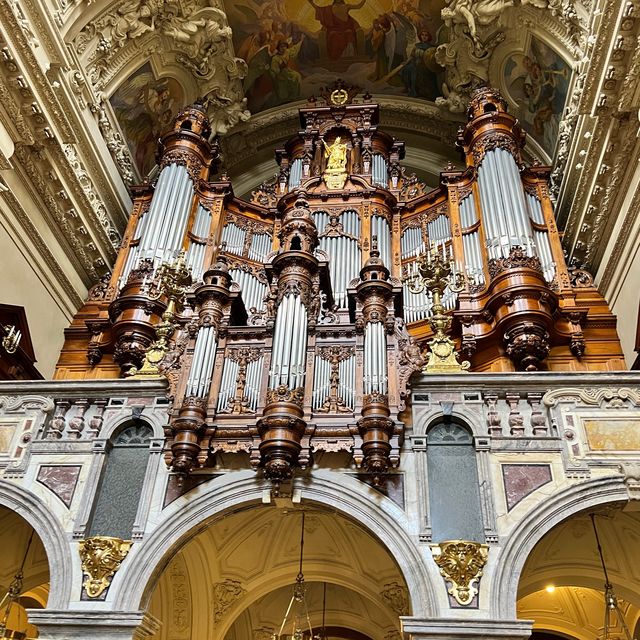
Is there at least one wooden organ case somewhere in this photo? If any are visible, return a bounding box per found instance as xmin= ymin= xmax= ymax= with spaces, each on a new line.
xmin=55 ymin=87 xmax=625 ymax=482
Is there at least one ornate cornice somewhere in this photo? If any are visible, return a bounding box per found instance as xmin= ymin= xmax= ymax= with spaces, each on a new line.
xmin=0 ymin=1 xmax=74 ymax=142
xmin=13 ymin=142 xmax=102 ymax=281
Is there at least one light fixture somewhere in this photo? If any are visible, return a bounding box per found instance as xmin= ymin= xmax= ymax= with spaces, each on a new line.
xmin=0 ymin=531 xmax=34 ymax=639
xmin=0 ymin=324 xmax=21 ymax=355
xmin=590 ymin=513 xmax=636 ymax=640
xmin=545 ymin=585 xmax=555 ymax=593
xmin=273 ymin=513 xmax=314 ymax=640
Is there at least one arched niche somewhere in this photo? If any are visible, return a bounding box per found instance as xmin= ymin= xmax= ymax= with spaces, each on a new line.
xmin=87 ymin=420 xmax=154 ymax=539
xmin=514 ymin=502 xmax=640 ymax=637
xmin=145 ymin=505 xmax=410 ymax=640
xmin=490 ymin=475 xmax=630 ymax=619
xmin=0 ymin=481 xmax=71 ymax=610
xmin=426 ymin=418 xmax=485 ymax=542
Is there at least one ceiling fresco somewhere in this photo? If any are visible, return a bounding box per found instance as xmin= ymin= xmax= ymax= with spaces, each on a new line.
xmin=503 ymin=35 xmax=570 ymax=157
xmin=109 ymin=63 xmax=185 ymax=176
xmin=226 ymin=0 xmax=447 ymax=112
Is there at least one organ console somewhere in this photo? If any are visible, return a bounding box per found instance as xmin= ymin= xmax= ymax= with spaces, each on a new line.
xmin=55 ymin=84 xmax=625 ymax=483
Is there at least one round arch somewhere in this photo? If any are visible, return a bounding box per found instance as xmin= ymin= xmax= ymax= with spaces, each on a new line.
xmin=111 ymin=469 xmax=436 ymax=616
xmin=490 ymin=475 xmax=629 ymax=618
xmin=0 ymin=479 xmax=73 ymax=609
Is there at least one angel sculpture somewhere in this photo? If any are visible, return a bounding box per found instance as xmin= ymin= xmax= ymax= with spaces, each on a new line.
xmin=441 ymin=0 xmax=514 ymax=45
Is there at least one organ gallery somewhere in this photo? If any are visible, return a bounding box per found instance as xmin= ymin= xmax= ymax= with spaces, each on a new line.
xmin=2 ymin=1 xmax=640 ymax=639
xmin=53 ymin=86 xmax=625 ymax=484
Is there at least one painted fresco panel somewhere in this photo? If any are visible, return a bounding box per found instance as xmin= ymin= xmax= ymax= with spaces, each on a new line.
xmin=110 ymin=63 xmax=185 ymax=177
xmin=503 ymin=36 xmax=570 ymax=156
xmin=226 ymin=0 xmax=446 ymax=113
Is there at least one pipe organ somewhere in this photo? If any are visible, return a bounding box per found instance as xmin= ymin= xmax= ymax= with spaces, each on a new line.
xmin=56 ymin=85 xmax=625 ymax=483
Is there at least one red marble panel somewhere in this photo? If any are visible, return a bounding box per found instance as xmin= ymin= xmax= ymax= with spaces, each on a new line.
xmin=502 ymin=464 xmax=552 ymax=512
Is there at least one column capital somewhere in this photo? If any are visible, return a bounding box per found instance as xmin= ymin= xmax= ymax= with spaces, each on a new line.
xmin=27 ymin=610 xmax=160 ymax=640
xmin=400 ymin=617 xmax=532 ymax=640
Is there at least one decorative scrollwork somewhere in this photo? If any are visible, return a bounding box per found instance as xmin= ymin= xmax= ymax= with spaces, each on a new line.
xmin=266 ymin=385 xmax=305 ymax=407
xmin=431 ymin=541 xmax=489 ymax=606
xmin=488 ymin=246 xmax=542 ymax=279
xmin=79 ymin=536 xmax=132 ymax=598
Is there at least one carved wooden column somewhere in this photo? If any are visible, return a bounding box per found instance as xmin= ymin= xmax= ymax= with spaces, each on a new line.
xmin=109 ymin=102 xmax=215 ymax=376
xmin=356 ymin=239 xmax=396 ymax=482
xmin=257 ymin=196 xmax=319 ymax=481
xmin=169 ymin=253 xmax=233 ymax=476
xmin=456 ymin=87 xmax=558 ymax=371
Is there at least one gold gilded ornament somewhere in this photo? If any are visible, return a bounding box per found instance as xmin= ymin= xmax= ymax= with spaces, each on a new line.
xmin=128 ymin=251 xmax=191 ymax=378
xmin=406 ymin=244 xmax=470 ymax=373
xmin=431 ymin=540 xmax=488 ymax=605
xmin=330 ymin=88 xmax=349 ymax=105
xmin=322 ymin=137 xmax=348 ymax=190
xmin=79 ymin=536 xmax=132 ymax=598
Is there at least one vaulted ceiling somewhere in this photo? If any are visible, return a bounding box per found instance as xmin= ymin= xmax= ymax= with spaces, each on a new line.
xmin=517 ymin=505 xmax=640 ymax=638
xmin=147 ymin=505 xmax=408 ymax=640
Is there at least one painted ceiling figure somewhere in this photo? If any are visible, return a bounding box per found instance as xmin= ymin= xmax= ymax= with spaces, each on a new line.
xmin=307 ymin=0 xmax=366 ymax=59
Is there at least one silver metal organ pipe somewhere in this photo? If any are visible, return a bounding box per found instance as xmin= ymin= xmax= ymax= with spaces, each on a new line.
xmin=246 ymin=357 xmax=263 ymax=412
xmin=378 ymin=322 xmax=385 ymax=392
xmin=281 ymin=294 xmax=296 ymax=386
xmin=288 ymin=296 xmax=301 ymax=387
xmin=162 ymin=166 xmax=191 ymax=260
xmin=185 ymin=325 xmax=217 ymax=398
xmin=372 ymin=215 xmax=391 ymax=268
xmin=486 ymin=151 xmax=508 ymax=257
xmin=500 ymin=148 xmax=531 ymax=252
xmin=478 ymin=155 xmax=499 ymax=258
xmin=230 ymin=270 xmax=267 ymax=313
xmin=186 ymin=326 xmax=205 ymax=397
xmin=140 ymin=163 xmax=172 ymax=260
xmin=487 ymin=152 xmax=510 ymax=256
xmin=289 ymin=159 xmax=303 ymax=190
xmin=202 ymin=327 xmax=218 ymax=397
xmin=526 ymin=192 xmax=554 ymax=281
xmin=270 ymin=295 xmax=288 ymax=387
xmin=216 ymin=357 xmax=231 ymax=411
xmin=269 ymin=295 xmax=285 ymax=386
xmin=156 ymin=164 xmax=181 ymax=250
xmin=217 ymin=357 xmax=238 ymax=411
xmin=373 ymin=322 xmax=380 ymax=391
xmin=167 ymin=175 xmax=192 ymax=252
xmin=152 ymin=167 xmax=181 ymax=260
xmin=296 ymin=305 xmax=308 ymax=389
xmin=495 ymin=150 xmax=518 ymax=243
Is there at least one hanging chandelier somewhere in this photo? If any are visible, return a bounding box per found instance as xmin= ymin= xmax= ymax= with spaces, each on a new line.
xmin=590 ymin=513 xmax=635 ymax=640
xmin=272 ymin=513 xmax=315 ymax=640
xmin=0 ymin=531 xmax=34 ymax=640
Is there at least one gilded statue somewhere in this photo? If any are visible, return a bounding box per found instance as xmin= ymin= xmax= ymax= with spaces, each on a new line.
xmin=322 ymin=136 xmax=348 ymax=189
xmin=323 ymin=137 xmax=348 ymax=172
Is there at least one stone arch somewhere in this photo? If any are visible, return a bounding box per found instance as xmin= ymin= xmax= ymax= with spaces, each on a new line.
xmin=0 ymin=480 xmax=72 ymax=609
xmin=111 ymin=470 xmax=436 ymax=617
xmin=414 ymin=407 xmax=486 ymax=438
xmin=490 ymin=475 xmax=629 ymax=619
xmin=101 ymin=410 xmax=165 ymax=441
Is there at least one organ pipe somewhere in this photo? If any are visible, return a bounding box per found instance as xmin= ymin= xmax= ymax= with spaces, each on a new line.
xmin=229 ymin=269 xmax=267 ymax=313
xmin=121 ymin=164 xmax=195 ymax=283
xmin=289 ymin=158 xmax=303 ymax=189
xmin=477 ymin=148 xmax=535 ymax=258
